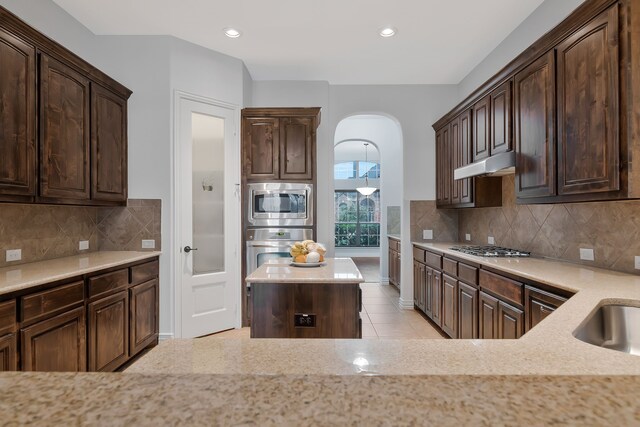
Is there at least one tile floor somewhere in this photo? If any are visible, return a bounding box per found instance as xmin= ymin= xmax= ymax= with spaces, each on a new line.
xmin=211 ymin=257 xmax=445 ymax=340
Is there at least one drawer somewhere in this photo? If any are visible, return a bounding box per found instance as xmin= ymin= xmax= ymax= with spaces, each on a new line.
xmin=425 ymin=250 xmax=442 ymax=270
xmin=479 ymin=270 xmax=523 ymax=307
xmin=21 ymin=281 xmax=85 ymax=324
xmin=388 ymin=238 xmax=399 ymax=252
xmin=442 ymin=258 xmax=457 ymax=277
xmin=458 ymin=263 xmax=478 ymax=286
xmin=131 ymin=260 xmax=159 ymax=285
xmin=412 ymin=247 xmax=425 ymax=262
xmin=88 ymin=268 xmax=129 ymax=300
xmin=0 ymin=300 xmax=17 ymax=336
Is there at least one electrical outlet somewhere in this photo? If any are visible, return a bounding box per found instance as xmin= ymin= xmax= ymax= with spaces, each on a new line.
xmin=79 ymin=240 xmax=89 ymax=251
xmin=465 ymin=233 xmax=471 ymax=241
xmin=422 ymin=230 xmax=433 ymax=240
xmin=142 ymin=239 xmax=156 ymax=249
xmin=634 ymin=256 xmax=640 ymax=270
xmin=488 ymin=236 xmax=495 ymax=245
xmin=579 ymin=248 xmax=595 ymax=261
xmin=6 ymin=249 xmax=21 ymax=262
xmin=294 ymin=313 xmax=316 ymax=327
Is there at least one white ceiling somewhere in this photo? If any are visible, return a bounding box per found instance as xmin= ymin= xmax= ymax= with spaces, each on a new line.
xmin=52 ymin=0 xmax=545 ymax=85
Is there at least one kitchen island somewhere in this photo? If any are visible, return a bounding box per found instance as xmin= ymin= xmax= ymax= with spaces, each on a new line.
xmin=246 ymin=258 xmax=364 ymax=338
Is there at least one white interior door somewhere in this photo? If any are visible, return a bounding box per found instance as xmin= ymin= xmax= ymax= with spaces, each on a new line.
xmin=178 ymin=96 xmax=238 ymax=338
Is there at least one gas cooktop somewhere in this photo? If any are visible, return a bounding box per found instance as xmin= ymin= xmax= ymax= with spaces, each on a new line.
xmin=450 ymin=245 xmax=531 ymax=258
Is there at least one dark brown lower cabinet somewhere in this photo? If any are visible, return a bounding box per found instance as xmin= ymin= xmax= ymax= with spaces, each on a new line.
xmin=21 ymin=306 xmax=86 ymax=371
xmin=479 ymin=291 xmax=523 ymax=339
xmin=431 ymin=270 xmax=443 ymax=327
xmin=499 ymin=302 xmax=524 ymax=339
xmin=413 ymin=261 xmax=426 ymax=311
xmin=441 ymin=274 xmax=458 ymax=338
xmin=479 ymin=291 xmax=499 ymax=339
xmin=88 ymin=290 xmax=129 ymax=372
xmin=424 ymin=266 xmax=433 ymax=319
xmin=524 ymin=286 xmax=567 ymax=332
xmin=458 ymin=282 xmax=478 ymax=339
xmin=130 ymin=278 xmax=159 ymax=356
xmin=0 ymin=333 xmax=17 ymax=371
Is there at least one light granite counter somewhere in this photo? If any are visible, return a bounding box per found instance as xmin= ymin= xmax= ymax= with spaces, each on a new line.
xmin=387 ymin=234 xmax=401 ymax=241
xmin=0 ymin=251 xmax=161 ymax=296
xmin=245 ymin=257 xmax=364 ymax=284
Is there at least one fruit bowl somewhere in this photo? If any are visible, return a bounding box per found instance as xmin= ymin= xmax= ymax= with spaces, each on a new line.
xmin=289 ymin=240 xmax=326 ymax=264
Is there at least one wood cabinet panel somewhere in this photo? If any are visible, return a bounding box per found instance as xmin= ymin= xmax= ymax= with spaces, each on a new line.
xmin=425 ymin=250 xmax=442 ymax=270
xmin=442 ymin=258 xmax=457 ymax=277
xmin=458 ymin=263 xmax=478 ymax=286
xmin=458 ymin=281 xmax=478 ymax=339
xmin=21 ymin=306 xmax=86 ymax=372
xmin=491 ymin=80 xmax=512 ymax=155
xmin=499 ymin=301 xmax=524 ymax=339
xmin=88 ymin=290 xmax=128 ymax=372
xmin=479 ymin=269 xmax=523 ymax=308
xmin=88 ymin=268 xmax=128 ymax=300
xmin=514 ymin=50 xmax=556 ymax=200
xmin=280 ymin=117 xmax=313 ymax=180
xmin=473 ymin=94 xmax=491 ymax=161
xmin=0 ymin=300 xmax=16 ymax=336
xmin=424 ymin=266 xmax=433 ymax=319
xmin=458 ymin=110 xmax=473 ymax=204
xmin=450 ymin=117 xmax=461 ymax=204
xmin=91 ymin=83 xmax=127 ymax=202
xmin=524 ymin=286 xmax=567 ymax=332
xmin=129 ymin=278 xmax=159 ymax=356
xmin=441 ymin=274 xmax=458 ymax=338
xmin=479 ymin=291 xmax=499 ymax=339
xmin=131 ymin=260 xmax=159 ymax=286
xmin=39 ymin=54 xmax=91 ymax=201
xmin=243 ymin=117 xmax=280 ymax=180
xmin=431 ymin=270 xmax=443 ymax=327
xmin=0 ymin=333 xmax=17 ymax=371
xmin=0 ymin=29 xmax=36 ymax=200
xmin=435 ymin=126 xmax=451 ymax=206
xmin=412 ymin=247 xmax=425 ymax=263
xmin=21 ymin=280 xmax=84 ymax=325
xmin=557 ymin=7 xmax=619 ymax=196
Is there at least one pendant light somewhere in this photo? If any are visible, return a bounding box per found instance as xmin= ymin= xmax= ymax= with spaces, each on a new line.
xmin=356 ymin=143 xmax=377 ymax=196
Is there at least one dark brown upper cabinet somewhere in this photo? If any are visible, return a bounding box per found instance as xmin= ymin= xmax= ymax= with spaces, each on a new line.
xmin=557 ymin=6 xmax=619 ymax=196
xmin=91 ymin=84 xmax=128 ymax=202
xmin=280 ymin=117 xmax=313 ymax=180
xmin=450 ymin=110 xmax=473 ymax=206
xmin=39 ymin=54 xmax=91 ymax=202
xmin=435 ymin=125 xmax=451 ymax=206
xmin=0 ymin=6 xmax=132 ymax=206
xmin=433 ymin=0 xmax=640 ymax=205
xmin=490 ymin=80 xmax=512 ymax=155
xmin=242 ymin=108 xmax=319 ymax=182
xmin=0 ymin=29 xmax=36 ymax=202
xmin=514 ymin=50 xmax=556 ymax=200
xmin=472 ymin=94 xmax=491 ymax=162
xmin=450 ymin=117 xmax=461 ymax=204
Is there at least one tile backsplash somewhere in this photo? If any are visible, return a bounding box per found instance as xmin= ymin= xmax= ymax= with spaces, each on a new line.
xmin=458 ymin=175 xmax=640 ymax=274
xmin=410 ymin=200 xmax=459 ymax=243
xmin=0 ymin=199 xmax=161 ymax=268
xmin=387 ymin=206 xmax=401 ymax=234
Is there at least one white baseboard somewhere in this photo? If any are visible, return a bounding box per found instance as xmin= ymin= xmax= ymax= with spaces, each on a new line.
xmin=159 ymin=333 xmax=174 ymax=341
xmin=398 ymin=297 xmax=414 ymax=309
xmin=380 ymin=278 xmax=390 ymax=285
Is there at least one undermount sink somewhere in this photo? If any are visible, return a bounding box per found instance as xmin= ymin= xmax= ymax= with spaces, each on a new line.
xmin=574 ymin=304 xmax=640 ymax=356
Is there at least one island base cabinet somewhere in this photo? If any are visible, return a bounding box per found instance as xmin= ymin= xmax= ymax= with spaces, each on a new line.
xmin=21 ymin=307 xmax=86 ymax=372
xmin=88 ymin=291 xmax=129 ymax=372
xmin=251 ymin=282 xmax=360 ymax=339
xmin=0 ymin=334 xmax=17 ymax=371
xmin=129 ymin=278 xmax=159 ymax=357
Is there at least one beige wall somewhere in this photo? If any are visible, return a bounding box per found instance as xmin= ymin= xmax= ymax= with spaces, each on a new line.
xmin=0 ymin=199 xmax=161 ymax=268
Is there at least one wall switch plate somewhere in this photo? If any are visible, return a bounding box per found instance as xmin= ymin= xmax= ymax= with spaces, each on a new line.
xmin=635 ymin=256 xmax=640 ymax=270
xmin=422 ymin=230 xmax=433 ymax=240
xmin=580 ymin=248 xmax=595 ymax=261
xmin=488 ymin=236 xmax=495 ymax=245
xmin=465 ymin=233 xmax=471 ymax=241
xmin=142 ymin=239 xmax=156 ymax=249
xmin=79 ymin=240 xmax=89 ymax=251
xmin=6 ymin=249 xmax=21 ymax=262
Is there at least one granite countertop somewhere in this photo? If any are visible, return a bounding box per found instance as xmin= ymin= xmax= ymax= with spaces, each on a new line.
xmin=0 ymin=251 xmax=161 ymax=296
xmin=245 ymin=258 xmax=364 ymax=284
xmin=387 ymin=234 xmax=401 ymax=241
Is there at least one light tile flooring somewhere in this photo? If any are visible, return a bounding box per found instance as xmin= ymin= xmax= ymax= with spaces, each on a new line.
xmin=212 ymin=257 xmax=445 ymax=340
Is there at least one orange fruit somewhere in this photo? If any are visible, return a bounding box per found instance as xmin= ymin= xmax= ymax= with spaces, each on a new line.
xmin=319 ymin=255 xmax=324 ymax=262
xmin=294 ymin=254 xmax=306 ymax=263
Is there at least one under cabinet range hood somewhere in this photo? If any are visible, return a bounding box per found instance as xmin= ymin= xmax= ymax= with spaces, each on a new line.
xmin=453 ymin=151 xmax=515 ymax=180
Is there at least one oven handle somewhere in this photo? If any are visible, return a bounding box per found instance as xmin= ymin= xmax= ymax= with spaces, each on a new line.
xmin=246 ymin=244 xmax=294 ymax=248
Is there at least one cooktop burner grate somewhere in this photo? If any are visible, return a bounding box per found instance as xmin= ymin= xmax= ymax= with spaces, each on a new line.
xmin=450 ymin=245 xmax=531 ymax=258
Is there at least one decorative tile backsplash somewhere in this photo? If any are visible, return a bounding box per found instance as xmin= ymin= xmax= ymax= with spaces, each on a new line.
xmin=0 ymin=199 xmax=161 ymax=268
xmin=458 ymin=175 xmax=640 ymax=274
xmin=410 ymin=201 xmax=459 ymax=243
xmin=387 ymin=206 xmax=401 ymax=234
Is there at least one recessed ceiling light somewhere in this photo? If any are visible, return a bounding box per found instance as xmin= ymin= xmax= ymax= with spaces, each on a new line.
xmin=223 ymin=28 xmax=242 ymax=38
xmin=379 ymin=27 xmax=397 ymax=38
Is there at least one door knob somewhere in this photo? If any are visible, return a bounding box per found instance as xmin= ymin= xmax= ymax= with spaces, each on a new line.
xmin=184 ymin=246 xmax=198 ymax=253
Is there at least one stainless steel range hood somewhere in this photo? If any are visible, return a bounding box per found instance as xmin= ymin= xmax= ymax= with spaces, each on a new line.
xmin=453 ymin=151 xmax=515 ymax=180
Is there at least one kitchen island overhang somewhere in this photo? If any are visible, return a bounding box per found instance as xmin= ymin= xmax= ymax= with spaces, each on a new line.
xmin=245 ymin=258 xmax=365 ymax=338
